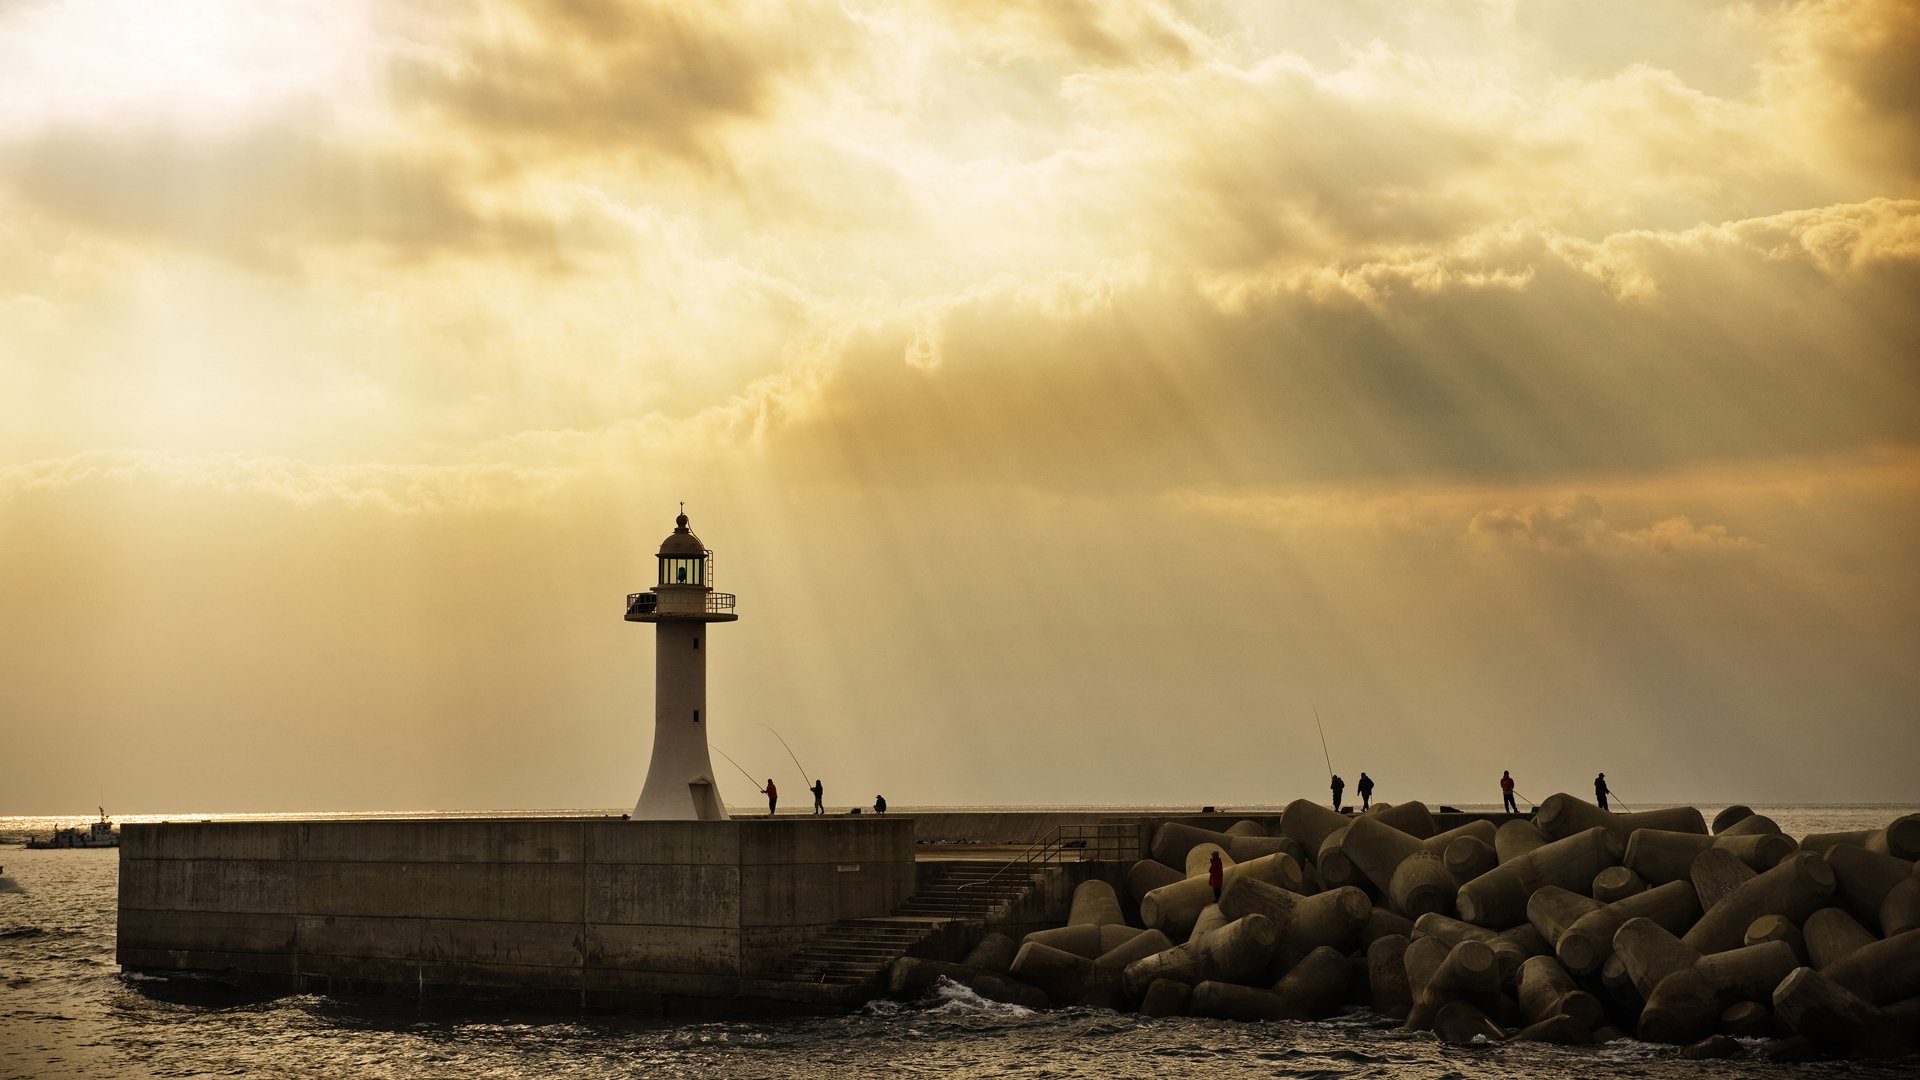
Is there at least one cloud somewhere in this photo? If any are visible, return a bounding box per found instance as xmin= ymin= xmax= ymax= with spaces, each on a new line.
xmin=1468 ymin=494 xmax=1758 ymax=555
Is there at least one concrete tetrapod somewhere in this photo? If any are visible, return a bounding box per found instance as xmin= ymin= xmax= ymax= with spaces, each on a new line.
xmin=1271 ymin=946 xmax=1354 ymax=1019
xmin=1315 ymin=826 xmax=1364 ymax=891
xmin=1367 ymin=934 xmax=1413 ymax=1020
xmin=1188 ymin=980 xmax=1294 ymax=1022
xmin=1555 ymin=880 xmax=1702 ymax=976
xmin=1771 ymin=966 xmax=1888 ymax=1054
xmin=1224 ymin=819 xmax=1265 ymax=838
xmin=1190 ymin=904 xmax=1228 ymax=941
xmin=1404 ymin=939 xmax=1501 ymax=1031
xmin=1411 ymin=913 xmax=1531 ymax=989
xmin=1681 ymin=851 xmax=1836 ymax=955
xmin=1803 ymin=907 xmax=1876 ymax=970
xmin=1711 ymin=805 xmax=1754 ymax=834
xmin=1010 ymin=941 xmax=1101 ymax=1005
xmin=1068 ymin=879 xmax=1128 ymax=928
xmin=1623 ymin=829 xmax=1797 ymax=885
xmin=1023 ymin=923 xmax=1144 ymax=960
xmin=1495 ymin=820 xmax=1550 ymax=864
xmin=1880 ymin=874 xmax=1920 ymax=937
xmin=1217 ymin=876 xmax=1371 ymax=958
xmin=1094 ymin=928 xmax=1174 ymax=972
xmin=1824 ymin=844 xmax=1915 ymax=930
xmin=1362 ymin=907 xmax=1414 ymax=945
xmin=1445 ymin=836 xmax=1499 ymax=886
xmin=1127 ymin=859 xmax=1184 ymax=903
xmin=1279 ymin=799 xmax=1350 ymax=859
xmin=1822 ymin=928 xmax=1920 ymax=1006
xmin=1800 ymin=814 xmax=1920 ymax=861
xmin=963 ymin=933 xmax=1019 ymax=976
xmin=1457 ymin=827 xmax=1624 ymax=929
xmin=1592 ymin=866 xmax=1648 ymax=903
xmin=1742 ymin=914 xmax=1806 ymax=964
xmin=1151 ymin=822 xmax=1234 ymax=870
xmin=1363 ymin=800 xmax=1437 ymax=840
xmin=1718 ymin=814 xmax=1783 ymax=837
xmin=1187 ymin=914 xmax=1279 ymax=985
xmin=1344 ymin=815 xmax=1495 ymax=919
xmin=1638 ymin=939 xmax=1799 ymax=1044
xmin=1535 ymin=795 xmax=1707 ymax=842
xmin=1719 ymin=1000 xmax=1772 ymax=1037
xmin=1139 ymin=979 xmax=1190 ymax=1019
xmin=1139 ymin=852 xmax=1305 ymax=940
xmin=1612 ymin=917 xmax=1703 ymax=999
xmin=1185 ymin=843 xmax=1234 ymax=879
xmin=1688 ymin=847 xmax=1756 ymax=913
xmin=1526 ymin=886 xmax=1603 ymax=948
xmin=1516 ymin=954 xmax=1606 ymax=1032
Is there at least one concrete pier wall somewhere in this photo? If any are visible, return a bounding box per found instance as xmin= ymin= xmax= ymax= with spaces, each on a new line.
xmin=118 ymin=817 xmax=915 ymax=1013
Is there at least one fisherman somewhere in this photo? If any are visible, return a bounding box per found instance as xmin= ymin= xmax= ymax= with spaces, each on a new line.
xmin=1594 ymin=773 xmax=1610 ymax=812
xmin=811 ymin=778 xmax=825 ymax=815
xmin=1500 ymin=770 xmax=1518 ymax=814
xmin=1331 ymin=774 xmax=1345 ymax=812
xmin=761 ymin=778 xmax=778 ymax=817
xmin=873 ymin=794 xmax=887 ymax=815
xmin=1356 ymin=772 xmax=1375 ymax=811
xmin=1207 ymin=851 xmax=1224 ymax=903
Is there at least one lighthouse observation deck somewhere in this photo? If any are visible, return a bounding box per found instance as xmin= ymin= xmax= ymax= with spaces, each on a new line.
xmin=626 ymin=590 xmax=738 ymax=621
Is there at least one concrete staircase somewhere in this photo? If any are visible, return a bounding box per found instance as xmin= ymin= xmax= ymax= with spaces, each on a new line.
xmin=761 ymin=860 xmax=1050 ymax=999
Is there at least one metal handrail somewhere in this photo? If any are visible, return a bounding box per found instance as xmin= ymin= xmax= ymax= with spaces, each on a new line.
xmin=625 ymin=591 xmax=736 ymax=616
xmin=954 ymin=821 xmax=1138 ymax=893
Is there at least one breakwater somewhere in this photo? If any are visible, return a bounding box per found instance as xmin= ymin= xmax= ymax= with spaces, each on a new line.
xmin=889 ymin=798 xmax=1920 ymax=1062
xmin=116 ymin=816 xmax=916 ymax=1014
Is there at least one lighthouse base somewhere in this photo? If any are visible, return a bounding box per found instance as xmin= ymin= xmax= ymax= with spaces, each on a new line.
xmin=634 ymin=775 xmax=728 ymax=821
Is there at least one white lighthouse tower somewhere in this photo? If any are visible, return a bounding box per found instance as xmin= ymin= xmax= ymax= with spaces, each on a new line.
xmin=626 ymin=507 xmax=739 ymax=820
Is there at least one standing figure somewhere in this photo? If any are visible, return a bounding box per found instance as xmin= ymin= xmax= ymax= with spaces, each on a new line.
xmin=1330 ymin=774 xmax=1345 ymax=812
xmin=811 ymin=779 xmax=825 ymax=815
xmin=1356 ymin=772 xmax=1375 ymax=811
xmin=873 ymin=794 xmax=887 ymax=815
xmin=761 ymin=778 xmax=778 ymax=816
xmin=1207 ymin=851 xmax=1224 ymax=903
xmin=1500 ymin=770 xmax=1518 ymax=814
xmin=1594 ymin=773 xmax=1610 ymax=812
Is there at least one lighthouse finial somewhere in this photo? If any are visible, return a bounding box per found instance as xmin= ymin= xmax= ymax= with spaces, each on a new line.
xmin=675 ymin=501 xmax=690 ymax=530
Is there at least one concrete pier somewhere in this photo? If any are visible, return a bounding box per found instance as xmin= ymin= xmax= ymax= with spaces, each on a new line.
xmin=118 ymin=816 xmax=915 ymax=1014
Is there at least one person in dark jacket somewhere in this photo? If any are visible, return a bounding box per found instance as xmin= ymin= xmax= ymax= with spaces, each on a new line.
xmin=1331 ymin=774 xmax=1345 ymax=812
xmin=1594 ymin=773 xmax=1610 ymax=812
xmin=1208 ymin=851 xmax=1224 ymax=902
xmin=1500 ymin=770 xmax=1518 ymax=814
xmin=761 ymin=779 xmax=778 ymax=816
xmin=1356 ymin=772 xmax=1375 ymax=810
xmin=811 ymin=779 xmax=824 ymax=815
xmin=873 ymin=794 xmax=887 ymax=814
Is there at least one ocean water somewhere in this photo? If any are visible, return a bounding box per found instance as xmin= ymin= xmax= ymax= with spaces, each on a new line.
xmin=2 ymin=804 xmax=1915 ymax=1079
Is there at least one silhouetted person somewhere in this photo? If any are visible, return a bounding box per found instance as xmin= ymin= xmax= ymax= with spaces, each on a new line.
xmin=1594 ymin=773 xmax=1610 ymax=812
xmin=1500 ymin=770 xmax=1517 ymax=814
xmin=811 ymin=779 xmax=824 ymax=815
xmin=873 ymin=795 xmax=887 ymax=815
xmin=1331 ymin=774 xmax=1345 ymax=812
xmin=761 ymin=779 xmax=778 ymax=816
xmin=1356 ymin=772 xmax=1374 ymax=811
xmin=1208 ymin=851 xmax=1224 ymax=902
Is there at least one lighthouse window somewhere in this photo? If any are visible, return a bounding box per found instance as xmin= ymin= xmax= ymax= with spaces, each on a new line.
xmin=659 ymin=557 xmax=704 ymax=586
xmin=693 ymin=709 xmax=701 ymax=724
xmin=693 ymin=637 xmax=700 ymax=650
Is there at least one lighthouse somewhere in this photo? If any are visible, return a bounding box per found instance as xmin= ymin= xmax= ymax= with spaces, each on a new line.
xmin=626 ymin=507 xmax=739 ymax=820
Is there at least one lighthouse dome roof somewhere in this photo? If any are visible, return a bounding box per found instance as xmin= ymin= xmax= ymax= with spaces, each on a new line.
xmin=658 ymin=511 xmax=706 ymax=556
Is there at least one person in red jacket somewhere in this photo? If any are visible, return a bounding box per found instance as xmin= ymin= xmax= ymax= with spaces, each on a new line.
xmin=1207 ymin=851 xmax=1224 ymax=903
xmin=1500 ymin=771 xmax=1517 ymax=814
xmin=761 ymin=779 xmax=778 ymax=817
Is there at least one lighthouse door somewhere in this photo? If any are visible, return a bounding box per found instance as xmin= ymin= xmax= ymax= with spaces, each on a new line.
xmin=688 ymin=778 xmax=725 ymax=821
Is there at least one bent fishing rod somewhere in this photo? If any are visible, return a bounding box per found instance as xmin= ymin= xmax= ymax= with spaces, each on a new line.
xmin=710 ymin=744 xmax=763 ymax=789
xmin=760 ymin=723 xmax=812 ymax=787
xmin=1311 ymin=700 xmax=1334 ymax=779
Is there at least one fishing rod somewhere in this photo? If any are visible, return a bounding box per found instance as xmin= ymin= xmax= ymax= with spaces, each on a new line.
xmin=710 ymin=745 xmax=762 ymax=788
xmin=1310 ymin=700 xmax=1334 ymax=779
xmin=760 ymin=723 xmax=812 ymax=787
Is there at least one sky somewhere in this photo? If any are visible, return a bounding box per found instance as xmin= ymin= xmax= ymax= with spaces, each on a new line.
xmin=1 ymin=0 xmax=1916 ymax=814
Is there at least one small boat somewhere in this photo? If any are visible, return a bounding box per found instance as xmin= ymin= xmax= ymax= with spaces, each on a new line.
xmin=26 ymin=807 xmax=120 ymax=849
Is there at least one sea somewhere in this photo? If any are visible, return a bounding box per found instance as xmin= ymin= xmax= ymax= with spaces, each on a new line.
xmin=2 ymin=804 xmax=1915 ymax=1079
